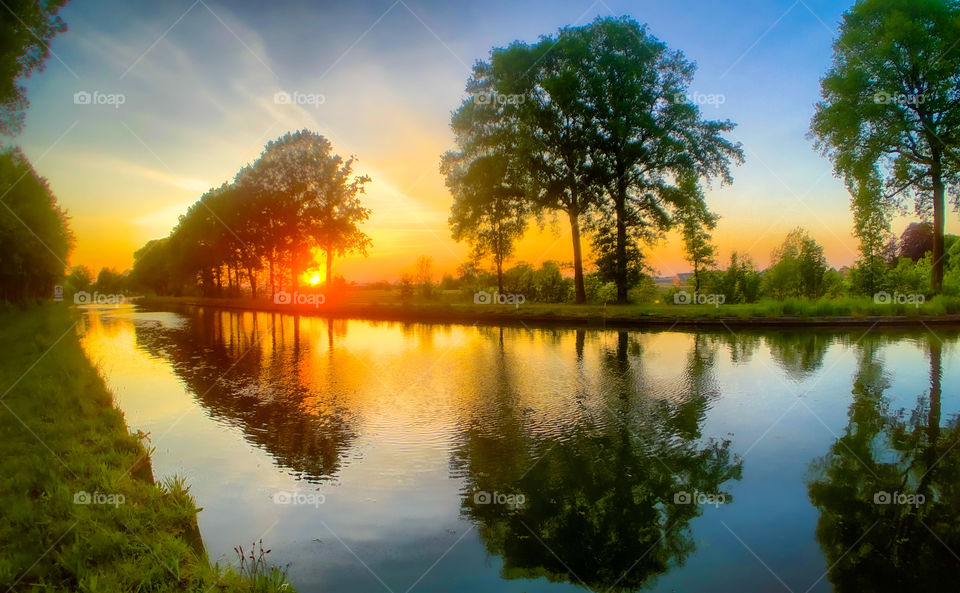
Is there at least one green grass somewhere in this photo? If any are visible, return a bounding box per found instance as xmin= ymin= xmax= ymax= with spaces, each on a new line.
xmin=0 ymin=303 xmax=294 ymax=593
xmin=145 ymin=290 xmax=960 ymax=324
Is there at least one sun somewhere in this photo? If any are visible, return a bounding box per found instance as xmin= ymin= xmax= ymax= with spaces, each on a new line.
xmin=308 ymin=273 xmax=321 ymax=286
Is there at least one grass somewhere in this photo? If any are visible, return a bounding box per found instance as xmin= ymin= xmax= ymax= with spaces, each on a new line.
xmin=0 ymin=303 xmax=294 ymax=593
xmin=142 ymin=290 xmax=960 ymax=326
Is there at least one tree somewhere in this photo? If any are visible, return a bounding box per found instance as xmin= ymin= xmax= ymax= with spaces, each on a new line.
xmin=443 ymin=153 xmax=527 ymax=293
xmin=567 ymin=17 xmax=742 ymax=303
xmin=0 ymin=148 xmax=72 ymax=302
xmin=94 ymin=267 xmax=125 ymax=294
xmin=679 ymin=207 xmax=718 ymax=294
xmin=811 ymin=0 xmax=960 ymax=294
xmin=129 ymin=238 xmax=174 ymax=295
xmin=66 ymin=265 xmax=93 ymax=293
xmin=0 ymin=0 xmax=70 ymax=135
xmin=482 ymin=35 xmax=604 ymax=303
xmin=240 ymin=130 xmax=371 ymax=289
xmin=899 ymin=221 xmax=934 ymax=261
xmin=414 ymin=255 xmax=433 ymax=298
xmin=765 ymin=228 xmax=828 ymax=299
xmin=719 ymin=252 xmax=761 ymax=304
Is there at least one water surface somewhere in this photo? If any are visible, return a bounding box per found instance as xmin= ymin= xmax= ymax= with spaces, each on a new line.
xmin=79 ymin=305 xmax=960 ymax=592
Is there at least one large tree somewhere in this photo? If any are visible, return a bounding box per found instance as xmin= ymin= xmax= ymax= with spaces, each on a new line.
xmin=571 ymin=18 xmax=742 ymax=302
xmin=239 ymin=130 xmax=371 ymax=290
xmin=812 ymin=0 xmax=960 ymax=294
xmin=486 ymin=35 xmax=605 ymax=303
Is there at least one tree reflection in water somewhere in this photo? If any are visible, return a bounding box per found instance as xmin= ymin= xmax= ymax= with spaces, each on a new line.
xmin=807 ymin=334 xmax=960 ymax=591
xmin=453 ymin=330 xmax=742 ymax=592
xmin=133 ymin=307 xmax=358 ymax=483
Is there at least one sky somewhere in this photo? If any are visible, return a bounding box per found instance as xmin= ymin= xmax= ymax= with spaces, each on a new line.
xmin=13 ymin=0 xmax=959 ymax=282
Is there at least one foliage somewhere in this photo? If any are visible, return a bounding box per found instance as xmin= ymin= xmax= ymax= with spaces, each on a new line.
xmin=133 ymin=130 xmax=371 ymax=297
xmin=811 ymin=0 xmax=960 ymax=293
xmin=0 ymin=148 xmax=72 ymax=302
xmin=717 ymin=252 xmax=762 ymax=304
xmin=898 ymin=221 xmax=934 ymax=260
xmin=0 ymin=0 xmax=70 ymax=135
xmin=763 ymin=228 xmax=828 ymax=299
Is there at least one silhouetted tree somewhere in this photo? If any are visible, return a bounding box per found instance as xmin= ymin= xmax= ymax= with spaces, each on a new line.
xmin=0 ymin=148 xmax=72 ymax=301
xmin=0 ymin=0 xmax=69 ymax=135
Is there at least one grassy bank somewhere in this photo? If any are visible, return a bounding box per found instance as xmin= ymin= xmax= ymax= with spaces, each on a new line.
xmin=0 ymin=304 xmax=291 ymax=593
xmin=140 ymin=291 xmax=960 ymax=327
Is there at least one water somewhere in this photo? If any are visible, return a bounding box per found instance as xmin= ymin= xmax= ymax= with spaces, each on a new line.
xmin=78 ymin=304 xmax=960 ymax=592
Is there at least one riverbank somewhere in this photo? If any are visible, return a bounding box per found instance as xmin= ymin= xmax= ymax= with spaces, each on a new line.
xmin=139 ymin=293 xmax=960 ymax=328
xmin=0 ymin=304 xmax=292 ymax=593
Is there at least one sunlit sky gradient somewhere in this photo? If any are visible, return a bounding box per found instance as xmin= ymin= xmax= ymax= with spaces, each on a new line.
xmin=14 ymin=0 xmax=960 ymax=282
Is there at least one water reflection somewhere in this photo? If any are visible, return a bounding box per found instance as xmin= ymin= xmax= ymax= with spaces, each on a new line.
xmin=807 ymin=334 xmax=960 ymax=590
xmin=132 ymin=308 xmax=359 ymax=481
xmin=80 ymin=306 xmax=960 ymax=592
xmin=452 ymin=332 xmax=742 ymax=591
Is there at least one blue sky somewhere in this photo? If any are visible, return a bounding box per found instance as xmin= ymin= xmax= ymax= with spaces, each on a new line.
xmin=14 ymin=0 xmax=948 ymax=280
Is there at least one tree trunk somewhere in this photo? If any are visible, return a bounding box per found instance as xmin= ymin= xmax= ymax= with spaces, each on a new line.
xmin=931 ymin=150 xmax=945 ymax=294
xmin=247 ymin=266 xmax=257 ymax=299
xmin=496 ymin=257 xmax=504 ymax=294
xmin=268 ymin=257 xmax=275 ymax=299
xmin=326 ymin=248 xmax=333 ymax=285
xmin=615 ymin=176 xmax=629 ymax=304
xmin=568 ymin=207 xmax=586 ymax=304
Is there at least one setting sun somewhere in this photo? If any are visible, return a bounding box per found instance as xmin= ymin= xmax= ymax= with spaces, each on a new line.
xmin=308 ymin=273 xmax=321 ymax=286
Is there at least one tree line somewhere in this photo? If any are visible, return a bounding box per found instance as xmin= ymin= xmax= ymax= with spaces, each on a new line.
xmin=444 ymin=3 xmax=960 ymax=303
xmin=128 ymin=130 xmax=371 ymax=298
